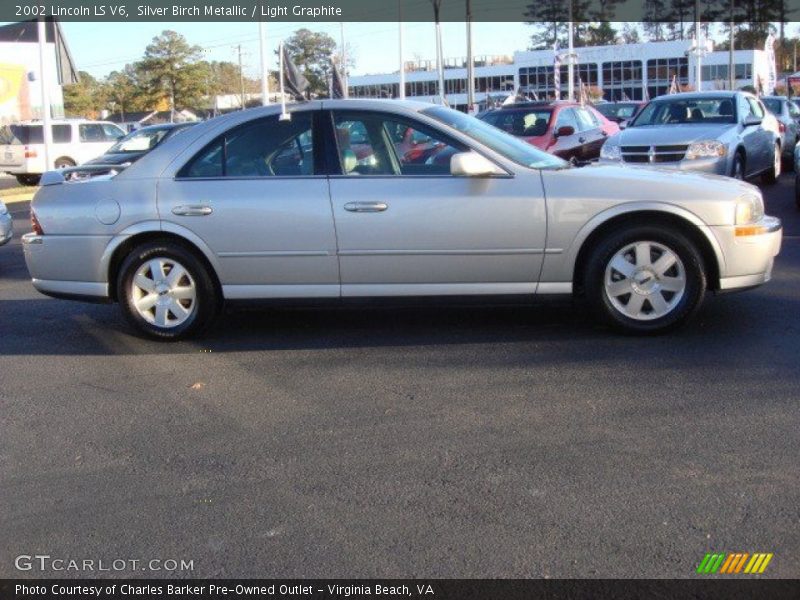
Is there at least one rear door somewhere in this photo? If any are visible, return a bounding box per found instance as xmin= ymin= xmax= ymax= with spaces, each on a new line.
xmin=573 ymin=106 xmax=606 ymax=160
xmin=547 ymin=108 xmax=583 ymax=161
xmin=158 ymin=110 xmax=340 ymax=298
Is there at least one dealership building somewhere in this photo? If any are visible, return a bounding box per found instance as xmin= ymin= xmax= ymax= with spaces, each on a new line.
xmin=348 ymin=39 xmax=771 ymax=108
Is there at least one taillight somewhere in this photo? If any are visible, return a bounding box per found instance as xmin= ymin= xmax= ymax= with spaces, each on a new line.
xmin=24 ymin=146 xmax=37 ymax=159
xmin=31 ymin=210 xmax=44 ymax=235
xmin=779 ymin=122 xmax=786 ymax=133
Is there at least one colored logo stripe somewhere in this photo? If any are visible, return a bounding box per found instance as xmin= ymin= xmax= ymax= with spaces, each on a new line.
xmin=698 ymin=552 xmax=773 ymax=574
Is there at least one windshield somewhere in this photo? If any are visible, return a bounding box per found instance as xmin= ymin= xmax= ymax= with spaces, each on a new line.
xmin=596 ymin=103 xmax=640 ymax=120
xmin=422 ymin=106 xmax=567 ymax=170
xmin=480 ymin=109 xmax=552 ymax=137
xmin=763 ymin=98 xmax=782 ymax=115
xmin=631 ymin=97 xmax=737 ymax=126
xmin=108 ymin=127 xmax=173 ymax=153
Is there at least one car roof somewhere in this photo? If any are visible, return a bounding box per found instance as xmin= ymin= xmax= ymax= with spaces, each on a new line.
xmin=651 ymin=91 xmax=741 ymax=101
xmin=133 ymin=122 xmax=196 ymax=132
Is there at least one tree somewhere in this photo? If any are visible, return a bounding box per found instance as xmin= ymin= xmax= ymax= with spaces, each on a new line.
xmin=63 ymin=71 xmax=106 ymax=117
xmin=620 ymin=23 xmax=641 ymax=44
xmin=103 ymin=65 xmax=148 ymax=117
xmin=137 ymin=30 xmax=207 ymax=111
xmin=282 ymin=28 xmax=340 ymax=97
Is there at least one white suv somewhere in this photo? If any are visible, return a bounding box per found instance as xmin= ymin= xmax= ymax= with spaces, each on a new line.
xmin=0 ymin=119 xmax=126 ymax=185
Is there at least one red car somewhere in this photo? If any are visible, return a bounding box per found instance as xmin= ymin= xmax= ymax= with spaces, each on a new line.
xmin=478 ymin=101 xmax=620 ymax=162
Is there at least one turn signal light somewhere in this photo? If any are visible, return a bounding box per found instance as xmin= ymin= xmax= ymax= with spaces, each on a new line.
xmin=31 ymin=210 xmax=44 ymax=235
xmin=735 ymin=225 xmax=768 ymax=237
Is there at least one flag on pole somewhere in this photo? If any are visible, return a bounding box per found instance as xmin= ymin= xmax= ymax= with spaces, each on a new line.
xmin=553 ymin=42 xmax=561 ymax=100
xmin=643 ymin=86 xmax=650 ymax=102
xmin=668 ymin=74 xmax=678 ymax=95
xmin=621 ymin=91 xmax=630 ymax=101
xmin=764 ymin=33 xmax=777 ymax=96
xmin=280 ymin=43 xmax=309 ymax=101
xmin=578 ymin=77 xmax=586 ymax=105
xmin=331 ymin=60 xmax=346 ymax=99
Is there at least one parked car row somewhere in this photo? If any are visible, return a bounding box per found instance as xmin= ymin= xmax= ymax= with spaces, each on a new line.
xmin=479 ymin=91 xmax=783 ymax=184
xmin=0 ymin=120 xmax=195 ymax=185
xmin=22 ymin=99 xmax=782 ymax=341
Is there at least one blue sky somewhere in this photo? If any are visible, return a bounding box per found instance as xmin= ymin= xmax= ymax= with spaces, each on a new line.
xmin=56 ymin=21 xmax=533 ymax=79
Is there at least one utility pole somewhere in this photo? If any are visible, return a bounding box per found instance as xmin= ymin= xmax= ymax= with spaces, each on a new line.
xmin=567 ymin=0 xmax=574 ymax=102
xmin=234 ymin=44 xmax=246 ymax=109
xmin=466 ymin=0 xmax=475 ymax=112
xmin=259 ymin=21 xmax=269 ymax=105
xmin=398 ymin=0 xmax=405 ymax=99
xmin=431 ymin=0 xmax=445 ymax=104
xmin=729 ymin=2 xmax=735 ymax=90
xmin=340 ymin=23 xmax=348 ymax=97
xmin=37 ymin=18 xmax=52 ymax=170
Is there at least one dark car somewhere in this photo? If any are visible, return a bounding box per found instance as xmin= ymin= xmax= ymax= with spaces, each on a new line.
xmin=83 ymin=122 xmax=197 ymax=166
xmin=477 ymin=101 xmax=619 ymax=162
xmin=594 ymin=101 xmax=646 ymax=125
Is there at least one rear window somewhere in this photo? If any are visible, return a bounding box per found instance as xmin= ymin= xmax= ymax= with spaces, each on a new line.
xmin=480 ymin=109 xmax=552 ymax=137
xmin=0 ymin=124 xmax=72 ymax=144
xmin=763 ymin=98 xmax=782 ymax=115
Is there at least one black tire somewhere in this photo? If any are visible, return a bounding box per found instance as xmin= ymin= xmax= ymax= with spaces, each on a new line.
xmin=796 ymin=173 xmax=800 ymax=210
xmin=16 ymin=174 xmax=40 ymax=186
xmin=731 ymin=151 xmax=745 ymax=180
xmin=760 ymin=143 xmax=781 ymax=184
xmin=117 ymin=241 xmax=219 ymax=340
xmin=585 ymin=225 xmax=707 ymax=334
xmin=54 ymin=157 xmax=76 ymax=169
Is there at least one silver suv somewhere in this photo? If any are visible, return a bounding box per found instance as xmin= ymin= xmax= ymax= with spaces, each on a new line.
xmin=600 ymin=91 xmax=781 ymax=183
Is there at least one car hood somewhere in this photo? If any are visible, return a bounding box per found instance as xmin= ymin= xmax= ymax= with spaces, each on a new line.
xmin=84 ymin=152 xmax=145 ymax=166
xmin=610 ymin=124 xmax=732 ymax=146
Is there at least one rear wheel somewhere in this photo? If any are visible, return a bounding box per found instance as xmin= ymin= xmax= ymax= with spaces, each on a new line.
xmin=117 ymin=241 xmax=219 ymax=340
xmin=795 ymin=173 xmax=800 ymax=210
xmin=731 ymin=151 xmax=745 ymax=180
xmin=760 ymin=143 xmax=781 ymax=184
xmin=15 ymin=174 xmax=40 ymax=186
xmin=585 ymin=226 xmax=706 ymax=334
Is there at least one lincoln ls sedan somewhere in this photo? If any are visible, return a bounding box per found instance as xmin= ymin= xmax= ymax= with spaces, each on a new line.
xmin=23 ymin=100 xmax=782 ymax=339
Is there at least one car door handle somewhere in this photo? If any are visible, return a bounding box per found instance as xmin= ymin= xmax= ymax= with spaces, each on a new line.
xmin=344 ymin=202 xmax=388 ymax=213
xmin=172 ymin=205 xmax=213 ymax=216
xmin=579 ymin=137 xmax=586 ymax=143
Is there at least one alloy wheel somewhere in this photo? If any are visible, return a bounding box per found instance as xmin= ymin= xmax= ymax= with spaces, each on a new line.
xmin=604 ymin=241 xmax=686 ymax=321
xmin=130 ymin=257 xmax=197 ymax=328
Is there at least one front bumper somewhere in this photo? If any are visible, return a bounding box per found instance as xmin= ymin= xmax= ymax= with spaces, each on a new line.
xmin=0 ymin=212 xmax=12 ymax=246
xmin=712 ymin=216 xmax=782 ymax=290
xmin=601 ymin=156 xmax=729 ymax=175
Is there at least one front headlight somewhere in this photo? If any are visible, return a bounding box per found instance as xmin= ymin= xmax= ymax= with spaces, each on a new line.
xmin=685 ymin=140 xmax=727 ymax=160
xmin=0 ymin=201 xmax=7 ymax=215
xmin=600 ymin=144 xmax=621 ymax=160
xmin=735 ymin=193 xmax=764 ymax=225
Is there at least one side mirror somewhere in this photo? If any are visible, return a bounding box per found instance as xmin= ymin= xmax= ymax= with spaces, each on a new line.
xmin=450 ymin=152 xmax=502 ymax=177
xmin=555 ymin=125 xmax=575 ymax=138
xmin=619 ymin=119 xmax=629 ymax=130
xmin=743 ymin=115 xmax=762 ymax=127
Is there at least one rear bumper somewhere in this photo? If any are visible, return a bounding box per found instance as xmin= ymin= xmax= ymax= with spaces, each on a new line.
xmin=0 ymin=213 xmax=11 ymax=246
xmin=22 ymin=232 xmax=111 ymax=300
xmin=713 ymin=216 xmax=782 ymax=290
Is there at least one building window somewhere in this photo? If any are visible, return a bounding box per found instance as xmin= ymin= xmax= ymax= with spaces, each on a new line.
xmin=646 ymin=57 xmax=688 ymax=84
xmin=602 ymin=60 xmax=644 ymax=101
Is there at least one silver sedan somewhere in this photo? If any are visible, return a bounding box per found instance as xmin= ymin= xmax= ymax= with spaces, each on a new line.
xmin=23 ymin=99 xmax=782 ymax=339
xmin=0 ymin=200 xmax=12 ymax=246
xmin=601 ymin=91 xmax=781 ymax=182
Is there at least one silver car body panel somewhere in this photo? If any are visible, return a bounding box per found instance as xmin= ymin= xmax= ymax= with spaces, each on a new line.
xmin=22 ymin=98 xmax=781 ymax=305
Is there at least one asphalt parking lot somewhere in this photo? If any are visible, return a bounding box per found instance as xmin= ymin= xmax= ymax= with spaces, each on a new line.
xmin=1 ymin=175 xmax=798 ymax=579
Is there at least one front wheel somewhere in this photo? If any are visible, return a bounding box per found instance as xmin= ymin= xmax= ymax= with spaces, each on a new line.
xmin=585 ymin=226 xmax=707 ymax=334
xmin=761 ymin=143 xmax=781 ymax=184
xmin=795 ymin=173 xmax=800 ymax=210
xmin=117 ymin=241 xmax=219 ymax=340
xmin=16 ymin=174 xmax=40 ymax=186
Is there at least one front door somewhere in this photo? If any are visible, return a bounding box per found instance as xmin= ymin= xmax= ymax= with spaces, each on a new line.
xmin=326 ymin=109 xmax=547 ymax=297
xmin=158 ymin=110 xmax=340 ymax=298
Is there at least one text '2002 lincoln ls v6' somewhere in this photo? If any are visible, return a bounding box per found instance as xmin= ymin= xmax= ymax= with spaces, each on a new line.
xmin=23 ymin=100 xmax=782 ymax=339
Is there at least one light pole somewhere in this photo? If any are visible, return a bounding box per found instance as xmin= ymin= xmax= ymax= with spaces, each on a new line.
xmin=259 ymin=21 xmax=270 ymax=105
xmin=466 ymin=0 xmax=476 ymax=112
